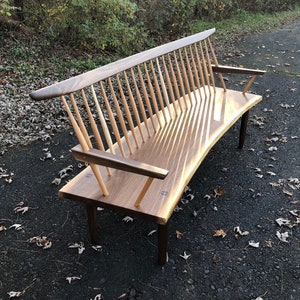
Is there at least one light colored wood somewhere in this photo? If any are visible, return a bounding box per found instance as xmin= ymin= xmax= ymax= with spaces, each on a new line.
xmin=100 ymin=81 xmax=126 ymax=157
xmin=243 ymin=75 xmax=257 ymax=94
xmin=60 ymin=88 xmax=263 ymax=223
xmin=162 ymin=55 xmax=178 ymax=116
xmin=30 ymin=29 xmax=216 ymax=101
xmin=31 ymin=29 xmax=265 ymax=263
xmin=134 ymin=177 xmax=154 ymax=207
xmin=150 ymin=60 xmax=168 ymax=123
xmin=208 ymin=38 xmax=227 ymax=91
xmin=137 ymin=65 xmax=157 ymax=132
xmin=123 ymin=70 xmax=146 ymax=142
xmin=173 ymin=51 xmax=188 ymax=108
xmin=91 ymin=85 xmax=115 ymax=156
xmin=144 ymin=62 xmax=163 ymax=128
xmin=130 ymin=68 xmax=151 ymax=137
xmin=116 ymin=74 xmax=140 ymax=148
xmin=108 ymin=78 xmax=133 ymax=154
xmin=167 ymin=53 xmax=183 ymax=113
xmin=81 ymin=89 xmax=105 ymax=151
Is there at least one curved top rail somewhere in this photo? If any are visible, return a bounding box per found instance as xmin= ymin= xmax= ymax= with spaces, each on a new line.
xmin=30 ymin=28 xmax=215 ymax=100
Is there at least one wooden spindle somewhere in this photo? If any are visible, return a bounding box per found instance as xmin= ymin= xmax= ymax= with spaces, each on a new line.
xmin=167 ymin=53 xmax=183 ymax=113
xmin=134 ymin=177 xmax=154 ymax=207
xmin=204 ymin=40 xmax=216 ymax=92
xmin=184 ymin=47 xmax=197 ymax=103
xmin=69 ymin=93 xmax=92 ymax=149
xmin=81 ymin=89 xmax=105 ymax=151
xmin=91 ymin=85 xmax=115 ymax=155
xmin=162 ymin=55 xmax=178 ymax=116
xmin=199 ymin=41 xmax=211 ymax=94
xmin=243 ymin=75 xmax=257 ymax=94
xmin=123 ymin=70 xmax=146 ymax=143
xmin=144 ymin=62 xmax=163 ymax=128
xmin=108 ymin=78 xmax=133 ymax=155
xmin=173 ymin=51 xmax=188 ymax=108
xmin=130 ymin=68 xmax=151 ymax=137
xmin=150 ymin=60 xmax=168 ymax=122
xmin=189 ymin=45 xmax=202 ymax=100
xmin=100 ymin=80 xmax=126 ymax=157
xmin=179 ymin=49 xmax=193 ymax=104
xmin=194 ymin=43 xmax=207 ymax=97
xmin=137 ymin=65 xmax=157 ymax=132
xmin=156 ymin=57 xmax=172 ymax=118
xmin=61 ymin=95 xmax=109 ymax=196
xmin=116 ymin=74 xmax=140 ymax=148
xmin=208 ymin=38 xmax=227 ymax=91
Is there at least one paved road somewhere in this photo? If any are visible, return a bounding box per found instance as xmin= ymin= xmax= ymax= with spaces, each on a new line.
xmin=0 ymin=21 xmax=299 ymax=300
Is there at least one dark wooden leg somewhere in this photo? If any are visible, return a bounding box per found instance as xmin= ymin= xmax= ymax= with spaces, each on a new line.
xmin=86 ymin=204 xmax=99 ymax=244
xmin=157 ymin=222 xmax=169 ymax=265
xmin=239 ymin=111 xmax=249 ymax=149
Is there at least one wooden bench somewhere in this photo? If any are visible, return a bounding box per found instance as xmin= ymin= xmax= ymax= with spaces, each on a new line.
xmin=30 ymin=28 xmax=265 ymax=265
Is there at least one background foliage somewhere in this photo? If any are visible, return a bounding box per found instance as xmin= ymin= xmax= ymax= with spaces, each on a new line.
xmin=1 ymin=0 xmax=298 ymax=55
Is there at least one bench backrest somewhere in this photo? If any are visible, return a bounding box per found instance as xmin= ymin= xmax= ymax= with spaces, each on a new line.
xmin=30 ymin=28 xmax=225 ymax=196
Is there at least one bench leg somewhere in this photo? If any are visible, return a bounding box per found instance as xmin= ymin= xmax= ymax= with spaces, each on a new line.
xmin=86 ymin=204 xmax=99 ymax=244
xmin=239 ymin=111 xmax=249 ymax=149
xmin=157 ymin=222 xmax=169 ymax=265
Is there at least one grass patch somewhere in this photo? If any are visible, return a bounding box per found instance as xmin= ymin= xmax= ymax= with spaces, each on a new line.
xmin=192 ymin=5 xmax=300 ymax=36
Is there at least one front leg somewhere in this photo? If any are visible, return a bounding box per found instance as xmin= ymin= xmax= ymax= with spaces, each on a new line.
xmin=157 ymin=222 xmax=169 ymax=265
xmin=239 ymin=111 xmax=249 ymax=149
xmin=86 ymin=204 xmax=99 ymax=244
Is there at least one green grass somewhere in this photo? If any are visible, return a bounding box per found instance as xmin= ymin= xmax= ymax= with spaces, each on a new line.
xmin=192 ymin=5 xmax=300 ymax=36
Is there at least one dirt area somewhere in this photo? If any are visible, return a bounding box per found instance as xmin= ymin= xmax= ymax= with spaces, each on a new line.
xmin=0 ymin=22 xmax=299 ymax=299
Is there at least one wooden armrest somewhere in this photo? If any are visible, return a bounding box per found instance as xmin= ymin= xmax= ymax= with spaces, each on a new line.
xmin=72 ymin=145 xmax=169 ymax=180
xmin=212 ymin=65 xmax=265 ymax=75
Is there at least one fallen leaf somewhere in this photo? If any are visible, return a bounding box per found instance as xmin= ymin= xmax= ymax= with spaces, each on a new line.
xmin=283 ymin=188 xmax=293 ymax=197
xmin=289 ymin=210 xmax=300 ymax=217
xmin=14 ymin=206 xmax=29 ymax=215
xmin=0 ymin=225 xmax=7 ymax=232
xmin=66 ymin=276 xmax=81 ymax=284
xmin=248 ymin=240 xmax=260 ymax=248
xmin=147 ymin=229 xmax=157 ymax=236
xmin=91 ymin=245 xmax=103 ymax=252
xmin=68 ymin=242 xmax=85 ymax=254
xmin=176 ymin=230 xmax=184 ymax=239
xmin=214 ymin=186 xmax=226 ymax=196
xmin=179 ymin=251 xmax=191 ymax=260
xmin=276 ymin=231 xmax=289 ymax=243
xmin=234 ymin=226 xmax=249 ymax=236
xmin=275 ymin=218 xmax=295 ymax=228
xmin=9 ymin=224 xmax=23 ymax=231
xmin=7 ymin=291 xmax=24 ymax=298
xmin=213 ymin=229 xmax=227 ymax=238
xmin=268 ymin=146 xmax=278 ymax=152
xmin=122 ymin=216 xmax=134 ymax=223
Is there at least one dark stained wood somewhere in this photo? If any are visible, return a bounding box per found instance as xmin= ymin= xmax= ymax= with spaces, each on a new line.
xmin=72 ymin=145 xmax=169 ymax=180
xmin=158 ymin=222 xmax=169 ymax=265
xmin=212 ymin=65 xmax=266 ymax=75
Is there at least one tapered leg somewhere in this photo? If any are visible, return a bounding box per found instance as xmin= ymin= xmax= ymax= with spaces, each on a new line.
xmin=86 ymin=204 xmax=99 ymax=244
xmin=239 ymin=111 xmax=249 ymax=149
xmin=157 ymin=222 xmax=169 ymax=265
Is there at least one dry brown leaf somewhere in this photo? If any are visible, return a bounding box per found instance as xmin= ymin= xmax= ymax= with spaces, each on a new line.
xmin=176 ymin=230 xmax=184 ymax=239
xmin=214 ymin=186 xmax=226 ymax=196
xmin=213 ymin=229 xmax=227 ymax=238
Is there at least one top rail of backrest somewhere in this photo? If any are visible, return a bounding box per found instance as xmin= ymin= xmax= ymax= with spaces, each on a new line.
xmin=30 ymin=28 xmax=215 ymax=101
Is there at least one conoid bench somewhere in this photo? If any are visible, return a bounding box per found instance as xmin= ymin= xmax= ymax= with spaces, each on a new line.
xmin=30 ymin=28 xmax=265 ymax=265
